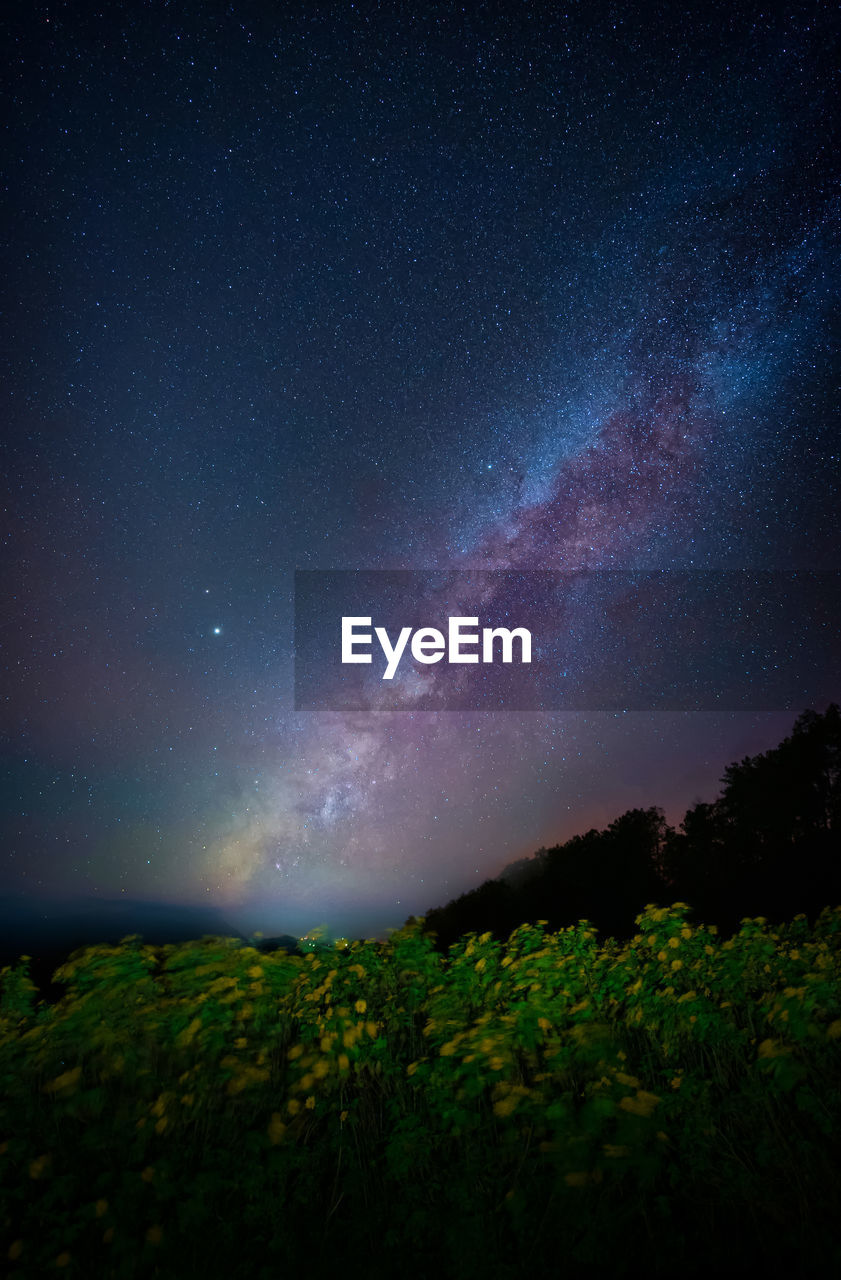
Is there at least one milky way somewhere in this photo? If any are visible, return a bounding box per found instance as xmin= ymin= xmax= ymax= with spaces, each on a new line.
xmin=2 ymin=3 xmax=839 ymax=936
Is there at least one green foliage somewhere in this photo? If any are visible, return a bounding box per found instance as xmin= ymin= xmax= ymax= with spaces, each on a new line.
xmin=1 ymin=907 xmax=841 ymax=1277
xmin=0 ymin=958 xmax=38 ymax=1023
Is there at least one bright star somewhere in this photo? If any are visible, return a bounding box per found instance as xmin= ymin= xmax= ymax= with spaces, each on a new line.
xmin=213 ymin=627 xmax=222 ymax=635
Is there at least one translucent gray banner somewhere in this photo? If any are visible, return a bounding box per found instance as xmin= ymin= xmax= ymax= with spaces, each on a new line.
xmin=294 ymin=570 xmax=840 ymax=711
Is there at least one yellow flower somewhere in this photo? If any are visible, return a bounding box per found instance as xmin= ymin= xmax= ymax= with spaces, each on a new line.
xmin=758 ymin=1039 xmax=788 ymax=1059
xmin=406 ymin=1061 xmax=418 ymax=1076
xmin=7 ymin=1240 xmax=23 ymax=1261
xmin=177 ymin=1017 xmax=202 ymax=1047
xmin=365 ymin=1021 xmax=378 ymax=1038
xmin=340 ymin=1110 xmax=348 ymax=1123
xmin=619 ymin=1091 xmax=660 ymax=1118
xmin=615 ymin=1071 xmax=641 ymax=1088
xmin=657 ymin=950 xmax=668 ymax=962
xmin=355 ymin=999 xmax=367 ymax=1014
xmin=267 ymin=1113 xmax=286 ymax=1144
xmin=56 ymin=1253 xmax=71 ymax=1268
xmin=287 ymin=1098 xmax=301 ymax=1115
xmin=29 ymin=1153 xmax=51 ymax=1179
xmin=305 ymin=1095 xmax=316 ymax=1110
xmin=338 ymin=1053 xmax=350 ymax=1072
xmin=140 ymin=1166 xmax=155 ymax=1183
xmin=246 ymin=965 xmax=264 ymax=978
xmin=668 ymin=936 xmax=680 ymax=949
xmin=95 ymin=1199 xmax=108 ymax=1218
xmin=827 ymin=1020 xmax=841 ymax=1040
xmin=146 ymin=1225 xmax=163 ymax=1246
xmin=44 ymin=1066 xmax=82 ymax=1094
xmin=493 ymin=1096 xmax=519 ymax=1117
xmin=670 ymin=959 xmax=683 ymax=971
xmin=670 ymin=1076 xmax=682 ymax=1090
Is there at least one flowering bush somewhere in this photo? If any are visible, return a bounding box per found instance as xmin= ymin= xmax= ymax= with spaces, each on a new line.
xmin=1 ymin=907 xmax=841 ymax=1277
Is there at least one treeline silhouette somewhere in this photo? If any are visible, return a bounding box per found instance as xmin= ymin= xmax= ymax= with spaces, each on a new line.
xmin=421 ymin=704 xmax=841 ymax=949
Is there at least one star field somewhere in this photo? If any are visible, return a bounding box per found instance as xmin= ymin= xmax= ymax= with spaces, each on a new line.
xmin=2 ymin=1 xmax=839 ymax=937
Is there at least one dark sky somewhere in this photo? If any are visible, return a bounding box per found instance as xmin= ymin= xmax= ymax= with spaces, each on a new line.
xmin=2 ymin=0 xmax=839 ymax=938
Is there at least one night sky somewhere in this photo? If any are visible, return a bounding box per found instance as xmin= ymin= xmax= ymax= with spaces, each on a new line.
xmin=3 ymin=1 xmax=839 ymax=939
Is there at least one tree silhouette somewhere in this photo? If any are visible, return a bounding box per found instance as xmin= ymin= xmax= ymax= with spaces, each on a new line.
xmin=421 ymin=705 xmax=841 ymax=947
xmin=663 ymin=704 xmax=841 ymax=927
